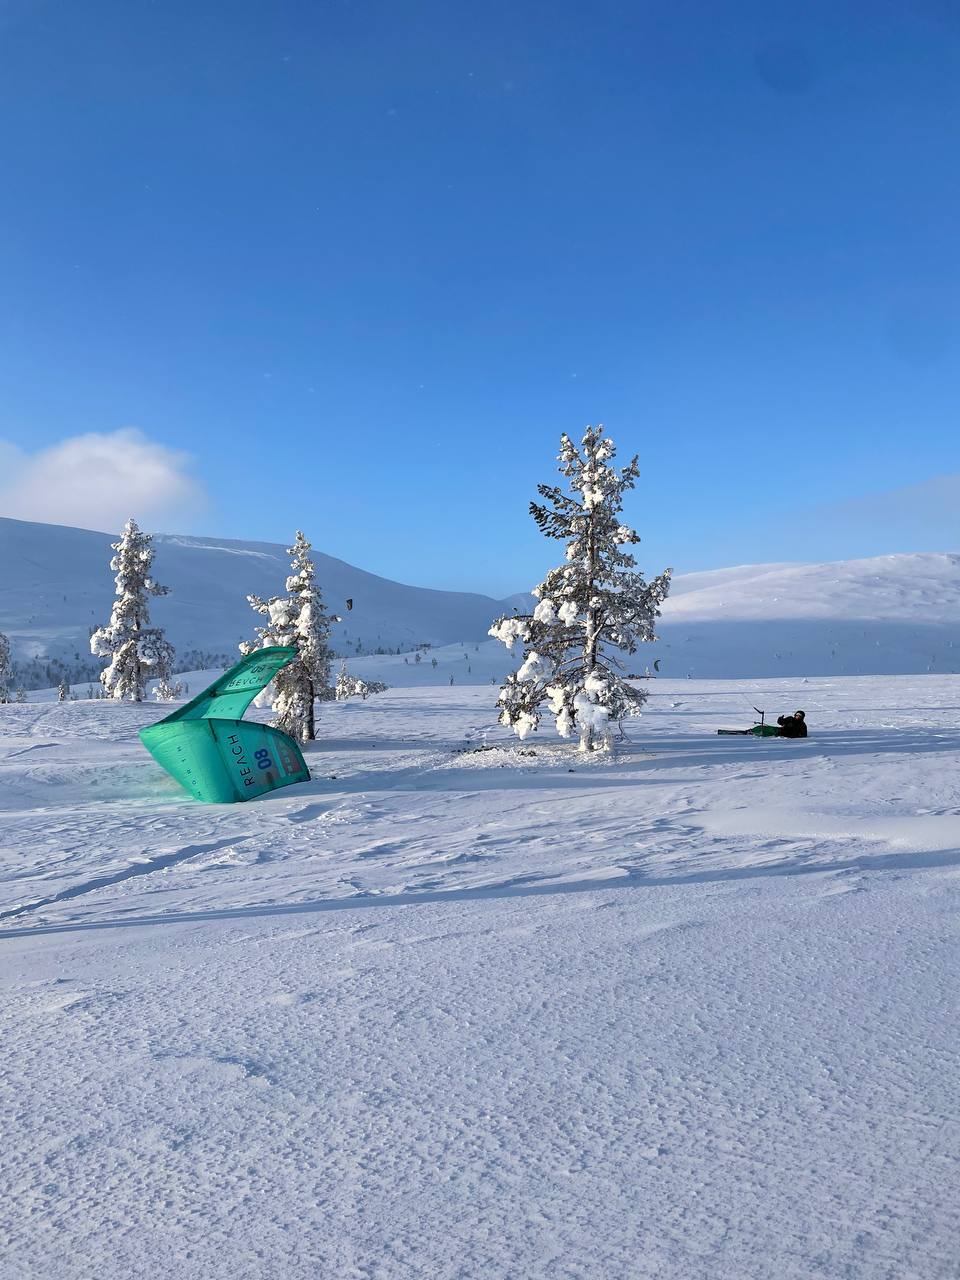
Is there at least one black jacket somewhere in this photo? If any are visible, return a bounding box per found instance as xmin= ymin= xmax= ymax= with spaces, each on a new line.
xmin=777 ymin=715 xmax=807 ymax=738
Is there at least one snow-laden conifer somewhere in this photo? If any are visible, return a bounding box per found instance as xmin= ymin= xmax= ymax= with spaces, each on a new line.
xmin=335 ymin=661 xmax=388 ymax=701
xmin=89 ymin=518 xmax=176 ymax=701
xmin=241 ymin=531 xmax=338 ymax=742
xmin=335 ymin=661 xmax=354 ymax=701
xmin=0 ymin=631 xmax=10 ymax=703
xmin=490 ymin=426 xmax=671 ymax=752
xmin=154 ymin=677 xmax=183 ymax=701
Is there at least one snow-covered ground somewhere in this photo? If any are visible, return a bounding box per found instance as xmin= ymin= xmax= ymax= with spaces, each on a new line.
xmin=2 ymin=678 xmax=959 ymax=1278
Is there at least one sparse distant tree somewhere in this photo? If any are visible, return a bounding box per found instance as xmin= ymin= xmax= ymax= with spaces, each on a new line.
xmin=154 ymin=677 xmax=183 ymax=701
xmin=15 ymin=687 xmax=26 ymax=704
xmin=0 ymin=631 xmax=10 ymax=703
xmin=242 ymin=530 xmax=339 ymax=742
xmin=57 ymin=679 xmax=70 ymax=702
xmin=489 ymin=426 xmax=671 ymax=752
xmin=90 ymin=518 xmax=176 ymax=701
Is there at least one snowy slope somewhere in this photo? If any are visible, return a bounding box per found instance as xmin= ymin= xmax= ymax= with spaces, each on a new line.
xmin=2 ymin=516 xmax=960 ymax=684
xmin=1 ymin=679 xmax=958 ymax=1278
xmin=650 ymin=552 xmax=960 ymax=678
xmin=667 ymin=553 xmax=960 ymax=621
xmin=0 ymin=517 xmax=531 ymax=683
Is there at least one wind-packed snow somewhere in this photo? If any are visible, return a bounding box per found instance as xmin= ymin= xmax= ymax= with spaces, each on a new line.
xmin=1 ymin=677 xmax=958 ymax=1278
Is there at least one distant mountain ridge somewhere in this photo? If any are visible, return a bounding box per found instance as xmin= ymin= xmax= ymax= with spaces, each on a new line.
xmin=1 ymin=518 xmax=958 ymax=686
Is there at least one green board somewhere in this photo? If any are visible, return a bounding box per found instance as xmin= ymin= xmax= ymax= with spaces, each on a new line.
xmin=717 ymin=724 xmax=781 ymax=737
xmin=139 ymin=647 xmax=311 ymax=803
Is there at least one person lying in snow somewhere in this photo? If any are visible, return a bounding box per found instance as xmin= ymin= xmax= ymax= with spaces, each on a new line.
xmin=717 ymin=709 xmax=808 ymax=737
xmin=777 ymin=710 xmax=807 ymax=738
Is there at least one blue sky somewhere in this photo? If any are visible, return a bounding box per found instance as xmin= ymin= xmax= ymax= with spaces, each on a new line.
xmin=0 ymin=0 xmax=958 ymax=595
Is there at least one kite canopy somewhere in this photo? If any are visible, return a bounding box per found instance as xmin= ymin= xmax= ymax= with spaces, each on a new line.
xmin=139 ymin=646 xmax=311 ymax=803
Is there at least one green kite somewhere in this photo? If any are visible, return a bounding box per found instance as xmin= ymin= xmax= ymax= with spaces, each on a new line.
xmin=139 ymin=646 xmax=311 ymax=803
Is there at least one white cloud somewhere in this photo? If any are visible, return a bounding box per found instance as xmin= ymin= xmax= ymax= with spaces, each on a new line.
xmin=0 ymin=429 xmax=209 ymax=533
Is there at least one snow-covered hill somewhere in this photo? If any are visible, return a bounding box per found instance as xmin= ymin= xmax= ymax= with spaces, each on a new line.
xmin=2 ymin=517 xmax=958 ymax=685
xmin=651 ymin=552 xmax=960 ymax=678
xmin=0 ymin=517 xmax=530 ymax=686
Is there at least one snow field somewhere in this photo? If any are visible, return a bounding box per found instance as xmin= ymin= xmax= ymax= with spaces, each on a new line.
xmin=1 ymin=677 xmax=959 ymax=1278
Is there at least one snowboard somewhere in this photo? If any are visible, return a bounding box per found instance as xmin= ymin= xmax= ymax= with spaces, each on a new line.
xmin=717 ymin=724 xmax=780 ymax=737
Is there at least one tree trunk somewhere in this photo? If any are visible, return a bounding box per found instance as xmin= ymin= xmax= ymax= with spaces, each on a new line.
xmin=579 ymin=506 xmax=598 ymax=753
xmin=305 ymin=677 xmax=315 ymax=741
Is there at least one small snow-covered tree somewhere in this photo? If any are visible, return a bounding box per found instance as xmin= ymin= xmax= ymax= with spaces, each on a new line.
xmin=90 ymin=518 xmax=176 ymax=701
xmin=241 ymin=531 xmax=338 ymax=742
xmin=0 ymin=631 xmax=10 ymax=703
xmin=335 ymin=661 xmax=388 ymax=701
xmin=335 ymin=661 xmax=354 ymax=701
xmin=154 ymin=677 xmax=183 ymax=702
xmin=490 ymin=426 xmax=671 ymax=752
xmin=57 ymin=679 xmax=70 ymax=702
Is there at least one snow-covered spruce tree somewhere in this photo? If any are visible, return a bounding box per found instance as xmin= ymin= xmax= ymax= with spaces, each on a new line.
xmin=241 ymin=531 xmax=338 ymax=742
xmin=90 ymin=518 xmax=176 ymax=701
xmin=154 ymin=676 xmax=183 ymax=702
xmin=489 ymin=426 xmax=671 ymax=752
xmin=335 ymin=661 xmax=388 ymax=701
xmin=335 ymin=661 xmax=355 ymax=701
xmin=0 ymin=630 xmax=10 ymax=703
